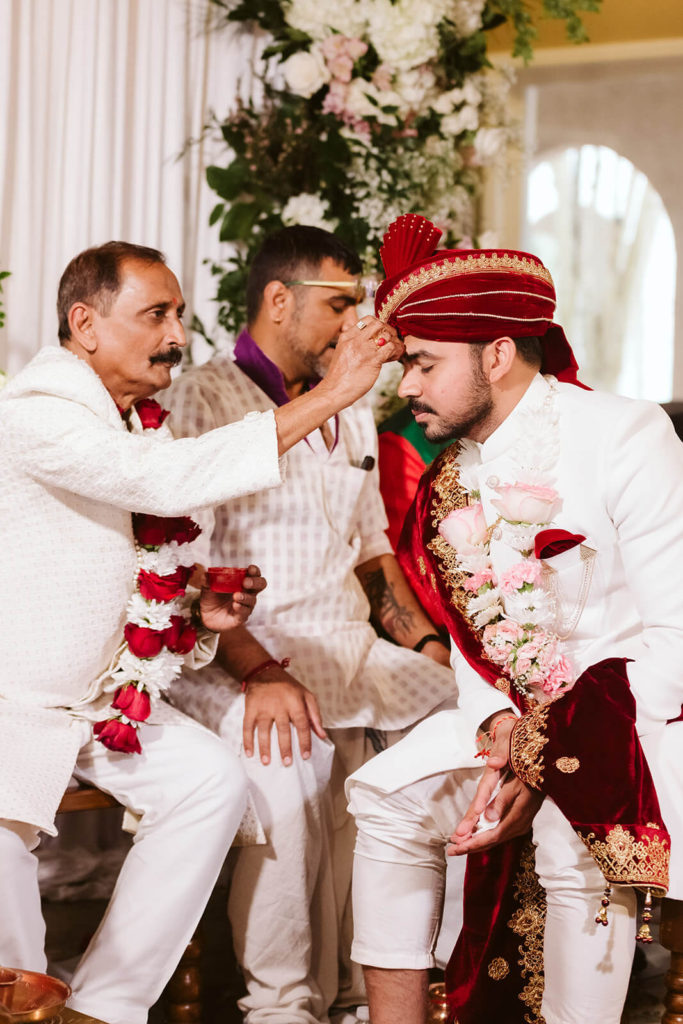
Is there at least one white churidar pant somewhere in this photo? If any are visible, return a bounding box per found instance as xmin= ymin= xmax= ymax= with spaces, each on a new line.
xmin=349 ymin=772 xmax=637 ymax=1024
xmin=229 ymin=726 xmax=370 ymax=1024
xmin=0 ymin=720 xmax=248 ymax=1024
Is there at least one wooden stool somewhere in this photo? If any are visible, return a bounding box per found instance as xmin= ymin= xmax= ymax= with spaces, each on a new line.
xmin=661 ymin=898 xmax=683 ymax=1024
xmin=57 ymin=783 xmax=203 ymax=1023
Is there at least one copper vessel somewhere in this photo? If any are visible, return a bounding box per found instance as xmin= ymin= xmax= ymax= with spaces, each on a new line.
xmin=0 ymin=968 xmax=71 ymax=1022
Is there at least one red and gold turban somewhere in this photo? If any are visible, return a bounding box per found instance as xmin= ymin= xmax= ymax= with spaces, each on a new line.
xmin=374 ymin=213 xmax=581 ymax=385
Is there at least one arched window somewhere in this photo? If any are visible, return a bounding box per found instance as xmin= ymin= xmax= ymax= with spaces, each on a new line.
xmin=524 ymin=144 xmax=676 ymax=401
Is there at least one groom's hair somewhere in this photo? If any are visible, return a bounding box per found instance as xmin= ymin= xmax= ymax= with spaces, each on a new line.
xmin=246 ymin=225 xmax=362 ymax=324
xmin=469 ymin=336 xmax=543 ymax=369
xmin=57 ymin=241 xmax=166 ymax=343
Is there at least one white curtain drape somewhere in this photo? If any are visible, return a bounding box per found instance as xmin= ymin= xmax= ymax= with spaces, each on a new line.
xmin=0 ymin=0 xmax=253 ymax=373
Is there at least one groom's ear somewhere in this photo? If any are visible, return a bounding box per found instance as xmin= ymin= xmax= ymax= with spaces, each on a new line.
xmin=485 ymin=336 xmax=516 ymax=383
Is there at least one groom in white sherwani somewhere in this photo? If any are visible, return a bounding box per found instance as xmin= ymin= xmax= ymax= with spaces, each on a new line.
xmin=346 ymin=215 xmax=683 ymax=1024
xmin=0 ymin=241 xmax=401 ymax=1024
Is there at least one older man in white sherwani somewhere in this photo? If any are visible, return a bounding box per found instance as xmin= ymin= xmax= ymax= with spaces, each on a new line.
xmin=167 ymin=226 xmax=459 ymax=1024
xmin=345 ymin=216 xmax=683 ymax=1024
xmin=0 ymin=241 xmax=402 ymax=1024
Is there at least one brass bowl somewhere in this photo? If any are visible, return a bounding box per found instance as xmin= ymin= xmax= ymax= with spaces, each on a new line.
xmin=427 ymin=981 xmax=449 ymax=1023
xmin=0 ymin=968 xmax=71 ymax=1022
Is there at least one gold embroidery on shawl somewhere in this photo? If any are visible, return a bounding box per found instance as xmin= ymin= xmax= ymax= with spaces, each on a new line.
xmin=418 ymin=556 xmax=427 ymax=577
xmin=508 ymin=841 xmax=546 ymax=1023
xmin=488 ymin=957 xmax=510 ymax=980
xmin=377 ymin=253 xmax=554 ymax=322
xmin=426 ymin=445 xmax=479 ymax=624
xmin=576 ymin=825 xmax=669 ymax=896
xmin=509 ymin=705 xmax=550 ymax=790
xmin=554 ymin=757 xmax=580 ymax=774
xmin=495 ymin=677 xmax=511 ymax=695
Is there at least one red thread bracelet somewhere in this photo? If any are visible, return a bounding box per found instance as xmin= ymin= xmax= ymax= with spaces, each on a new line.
xmin=241 ymin=657 xmax=291 ymax=692
xmin=475 ymin=714 xmax=518 ymax=759
xmin=489 ymin=714 xmax=518 ymax=744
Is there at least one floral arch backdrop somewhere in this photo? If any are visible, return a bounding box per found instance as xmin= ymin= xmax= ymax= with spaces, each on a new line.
xmin=200 ymin=0 xmax=600 ymax=338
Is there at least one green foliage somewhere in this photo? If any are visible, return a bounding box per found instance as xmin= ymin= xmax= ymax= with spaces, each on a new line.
xmin=487 ymin=0 xmax=601 ymax=61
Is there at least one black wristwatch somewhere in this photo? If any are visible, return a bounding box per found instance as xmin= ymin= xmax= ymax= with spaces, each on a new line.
xmin=413 ymin=633 xmax=449 ymax=653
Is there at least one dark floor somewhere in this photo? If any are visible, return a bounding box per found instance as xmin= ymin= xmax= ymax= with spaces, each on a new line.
xmin=43 ymin=881 xmax=667 ymax=1024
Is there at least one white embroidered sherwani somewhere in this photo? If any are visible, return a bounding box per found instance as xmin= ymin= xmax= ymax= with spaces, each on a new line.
xmin=0 ymin=346 xmax=282 ymax=835
xmin=350 ymin=373 xmax=683 ymax=896
xmin=348 ymin=374 xmax=683 ymax=1024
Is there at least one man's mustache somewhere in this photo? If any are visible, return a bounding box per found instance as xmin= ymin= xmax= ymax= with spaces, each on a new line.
xmin=150 ymin=348 xmax=183 ymax=367
xmin=409 ymin=399 xmax=437 ymax=416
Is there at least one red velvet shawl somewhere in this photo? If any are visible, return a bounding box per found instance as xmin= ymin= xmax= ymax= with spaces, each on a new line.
xmin=398 ymin=443 xmax=670 ymax=1024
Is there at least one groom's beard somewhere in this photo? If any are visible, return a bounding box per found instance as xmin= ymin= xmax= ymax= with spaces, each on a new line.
xmin=410 ymin=378 xmax=493 ymax=442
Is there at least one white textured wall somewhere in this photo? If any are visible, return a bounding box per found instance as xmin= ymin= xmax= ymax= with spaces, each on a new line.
xmin=485 ymin=55 xmax=683 ymax=397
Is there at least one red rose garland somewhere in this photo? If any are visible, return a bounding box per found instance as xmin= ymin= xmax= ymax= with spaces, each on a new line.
xmin=94 ymin=400 xmax=201 ymax=754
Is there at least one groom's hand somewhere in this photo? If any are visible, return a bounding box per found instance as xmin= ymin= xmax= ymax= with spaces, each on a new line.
xmin=447 ymin=768 xmax=543 ymax=856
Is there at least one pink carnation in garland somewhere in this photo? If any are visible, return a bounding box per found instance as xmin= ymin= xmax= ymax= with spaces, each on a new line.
xmin=464 ymin=568 xmax=495 ymax=593
xmin=499 ymin=560 xmax=542 ymax=594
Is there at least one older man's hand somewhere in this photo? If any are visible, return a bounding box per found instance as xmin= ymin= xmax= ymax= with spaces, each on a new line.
xmin=197 ymin=564 xmax=267 ymax=633
xmin=323 ymin=316 xmax=404 ymax=407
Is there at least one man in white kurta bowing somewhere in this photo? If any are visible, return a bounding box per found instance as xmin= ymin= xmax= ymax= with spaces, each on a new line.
xmin=346 ymin=215 xmax=682 ymax=1024
xmin=0 ymin=241 xmax=402 ymax=1024
xmin=166 ymin=226 xmax=460 ymax=1024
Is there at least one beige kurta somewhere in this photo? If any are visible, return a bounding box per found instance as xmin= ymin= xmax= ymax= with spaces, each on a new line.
xmin=0 ymin=346 xmax=283 ymax=833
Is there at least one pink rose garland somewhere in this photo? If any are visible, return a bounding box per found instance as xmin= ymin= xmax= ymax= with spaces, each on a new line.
xmin=439 ymin=474 xmax=576 ymax=700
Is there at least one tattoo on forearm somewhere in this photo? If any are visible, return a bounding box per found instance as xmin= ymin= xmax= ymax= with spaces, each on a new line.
xmin=361 ymin=568 xmax=416 ymax=639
